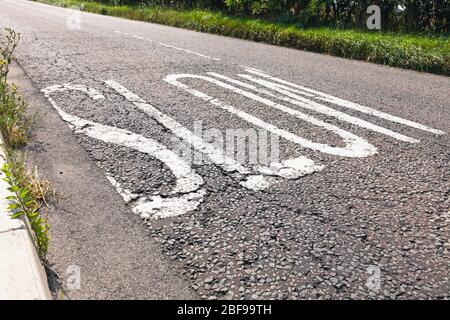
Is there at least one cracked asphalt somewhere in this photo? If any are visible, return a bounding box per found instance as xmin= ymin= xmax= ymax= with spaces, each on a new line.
xmin=1 ymin=0 xmax=449 ymax=299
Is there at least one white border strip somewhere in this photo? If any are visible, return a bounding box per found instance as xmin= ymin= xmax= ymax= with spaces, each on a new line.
xmin=114 ymin=30 xmax=221 ymax=61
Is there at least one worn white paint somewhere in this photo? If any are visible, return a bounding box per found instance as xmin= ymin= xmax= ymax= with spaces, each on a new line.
xmin=114 ymin=30 xmax=220 ymax=61
xmin=164 ymin=74 xmax=377 ymax=158
xmin=245 ymin=69 xmax=445 ymax=135
xmin=106 ymin=175 xmax=206 ymax=219
xmin=209 ymin=72 xmax=419 ymax=143
xmin=133 ymin=189 xmax=207 ymax=220
xmin=42 ymin=83 xmax=105 ymax=100
xmin=42 ymin=84 xmax=205 ymax=218
xmin=106 ymin=175 xmax=140 ymax=204
xmin=240 ymin=175 xmax=270 ymax=191
xmin=262 ymin=156 xmax=324 ymax=179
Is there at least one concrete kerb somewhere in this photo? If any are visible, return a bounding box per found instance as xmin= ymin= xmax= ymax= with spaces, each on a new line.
xmin=0 ymin=132 xmax=51 ymax=300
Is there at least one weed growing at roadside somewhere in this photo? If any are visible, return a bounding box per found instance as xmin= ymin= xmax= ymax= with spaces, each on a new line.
xmin=0 ymin=28 xmax=32 ymax=148
xmin=2 ymin=162 xmax=50 ymax=259
xmin=1 ymin=27 xmax=51 ymax=259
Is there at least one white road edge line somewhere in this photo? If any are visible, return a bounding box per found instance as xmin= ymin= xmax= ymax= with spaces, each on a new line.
xmin=114 ymin=30 xmax=221 ymax=61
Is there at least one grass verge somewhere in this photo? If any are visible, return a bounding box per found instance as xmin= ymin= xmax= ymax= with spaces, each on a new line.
xmin=35 ymin=0 xmax=449 ymax=76
xmin=1 ymin=28 xmax=51 ymax=260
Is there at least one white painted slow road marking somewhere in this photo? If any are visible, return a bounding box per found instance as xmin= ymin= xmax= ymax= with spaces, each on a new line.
xmin=114 ymin=30 xmax=221 ymax=61
xmin=40 ymin=69 xmax=445 ymax=219
xmin=42 ymin=84 xmax=206 ymax=219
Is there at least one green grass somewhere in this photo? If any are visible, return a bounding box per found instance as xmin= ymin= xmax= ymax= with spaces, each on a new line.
xmin=36 ymin=0 xmax=450 ymax=75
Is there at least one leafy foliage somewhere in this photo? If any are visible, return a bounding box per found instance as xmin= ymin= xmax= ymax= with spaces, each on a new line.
xmin=92 ymin=0 xmax=450 ymax=33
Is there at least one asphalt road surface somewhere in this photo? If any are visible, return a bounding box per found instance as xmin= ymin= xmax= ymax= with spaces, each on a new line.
xmin=1 ymin=0 xmax=449 ymax=299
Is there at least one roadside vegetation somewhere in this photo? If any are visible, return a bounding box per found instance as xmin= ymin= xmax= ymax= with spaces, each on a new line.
xmin=35 ymin=0 xmax=449 ymax=75
xmin=1 ymin=28 xmax=51 ymax=260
